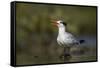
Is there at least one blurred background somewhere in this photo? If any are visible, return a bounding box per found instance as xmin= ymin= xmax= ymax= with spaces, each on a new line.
xmin=16 ymin=2 xmax=97 ymax=65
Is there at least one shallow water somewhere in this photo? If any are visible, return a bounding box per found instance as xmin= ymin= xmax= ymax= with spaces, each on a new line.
xmin=16 ymin=35 xmax=97 ymax=65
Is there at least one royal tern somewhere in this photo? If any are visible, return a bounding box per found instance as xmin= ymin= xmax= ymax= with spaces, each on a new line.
xmin=51 ymin=20 xmax=85 ymax=60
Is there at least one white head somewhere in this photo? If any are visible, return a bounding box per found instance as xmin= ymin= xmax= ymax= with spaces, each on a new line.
xmin=51 ymin=20 xmax=67 ymax=28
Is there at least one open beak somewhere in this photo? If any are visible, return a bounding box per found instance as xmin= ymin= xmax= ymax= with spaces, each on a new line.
xmin=51 ymin=20 xmax=59 ymax=27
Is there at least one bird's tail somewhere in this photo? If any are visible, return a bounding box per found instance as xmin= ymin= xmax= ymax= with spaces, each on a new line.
xmin=79 ymin=40 xmax=85 ymax=44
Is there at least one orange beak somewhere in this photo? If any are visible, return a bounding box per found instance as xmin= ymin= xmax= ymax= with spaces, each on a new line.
xmin=51 ymin=20 xmax=59 ymax=27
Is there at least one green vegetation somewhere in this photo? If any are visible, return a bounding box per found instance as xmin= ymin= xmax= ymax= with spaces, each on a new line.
xmin=15 ymin=3 xmax=97 ymax=65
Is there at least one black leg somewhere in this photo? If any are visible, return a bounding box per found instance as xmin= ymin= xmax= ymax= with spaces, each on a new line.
xmin=63 ymin=46 xmax=71 ymax=62
xmin=59 ymin=46 xmax=72 ymax=62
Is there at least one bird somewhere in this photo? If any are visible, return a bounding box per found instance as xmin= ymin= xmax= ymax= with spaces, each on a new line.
xmin=51 ymin=20 xmax=85 ymax=61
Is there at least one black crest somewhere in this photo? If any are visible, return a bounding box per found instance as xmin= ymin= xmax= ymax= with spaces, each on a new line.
xmin=60 ymin=21 xmax=67 ymax=26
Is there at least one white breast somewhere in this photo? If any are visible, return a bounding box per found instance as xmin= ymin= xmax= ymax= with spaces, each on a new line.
xmin=57 ymin=32 xmax=78 ymax=46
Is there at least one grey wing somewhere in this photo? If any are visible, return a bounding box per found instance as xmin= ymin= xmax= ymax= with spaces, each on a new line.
xmin=65 ymin=32 xmax=79 ymax=44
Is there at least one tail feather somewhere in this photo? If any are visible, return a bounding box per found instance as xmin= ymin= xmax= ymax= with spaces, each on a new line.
xmin=79 ymin=40 xmax=85 ymax=44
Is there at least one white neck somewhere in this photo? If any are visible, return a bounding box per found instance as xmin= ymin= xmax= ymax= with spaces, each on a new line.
xmin=58 ymin=26 xmax=66 ymax=35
